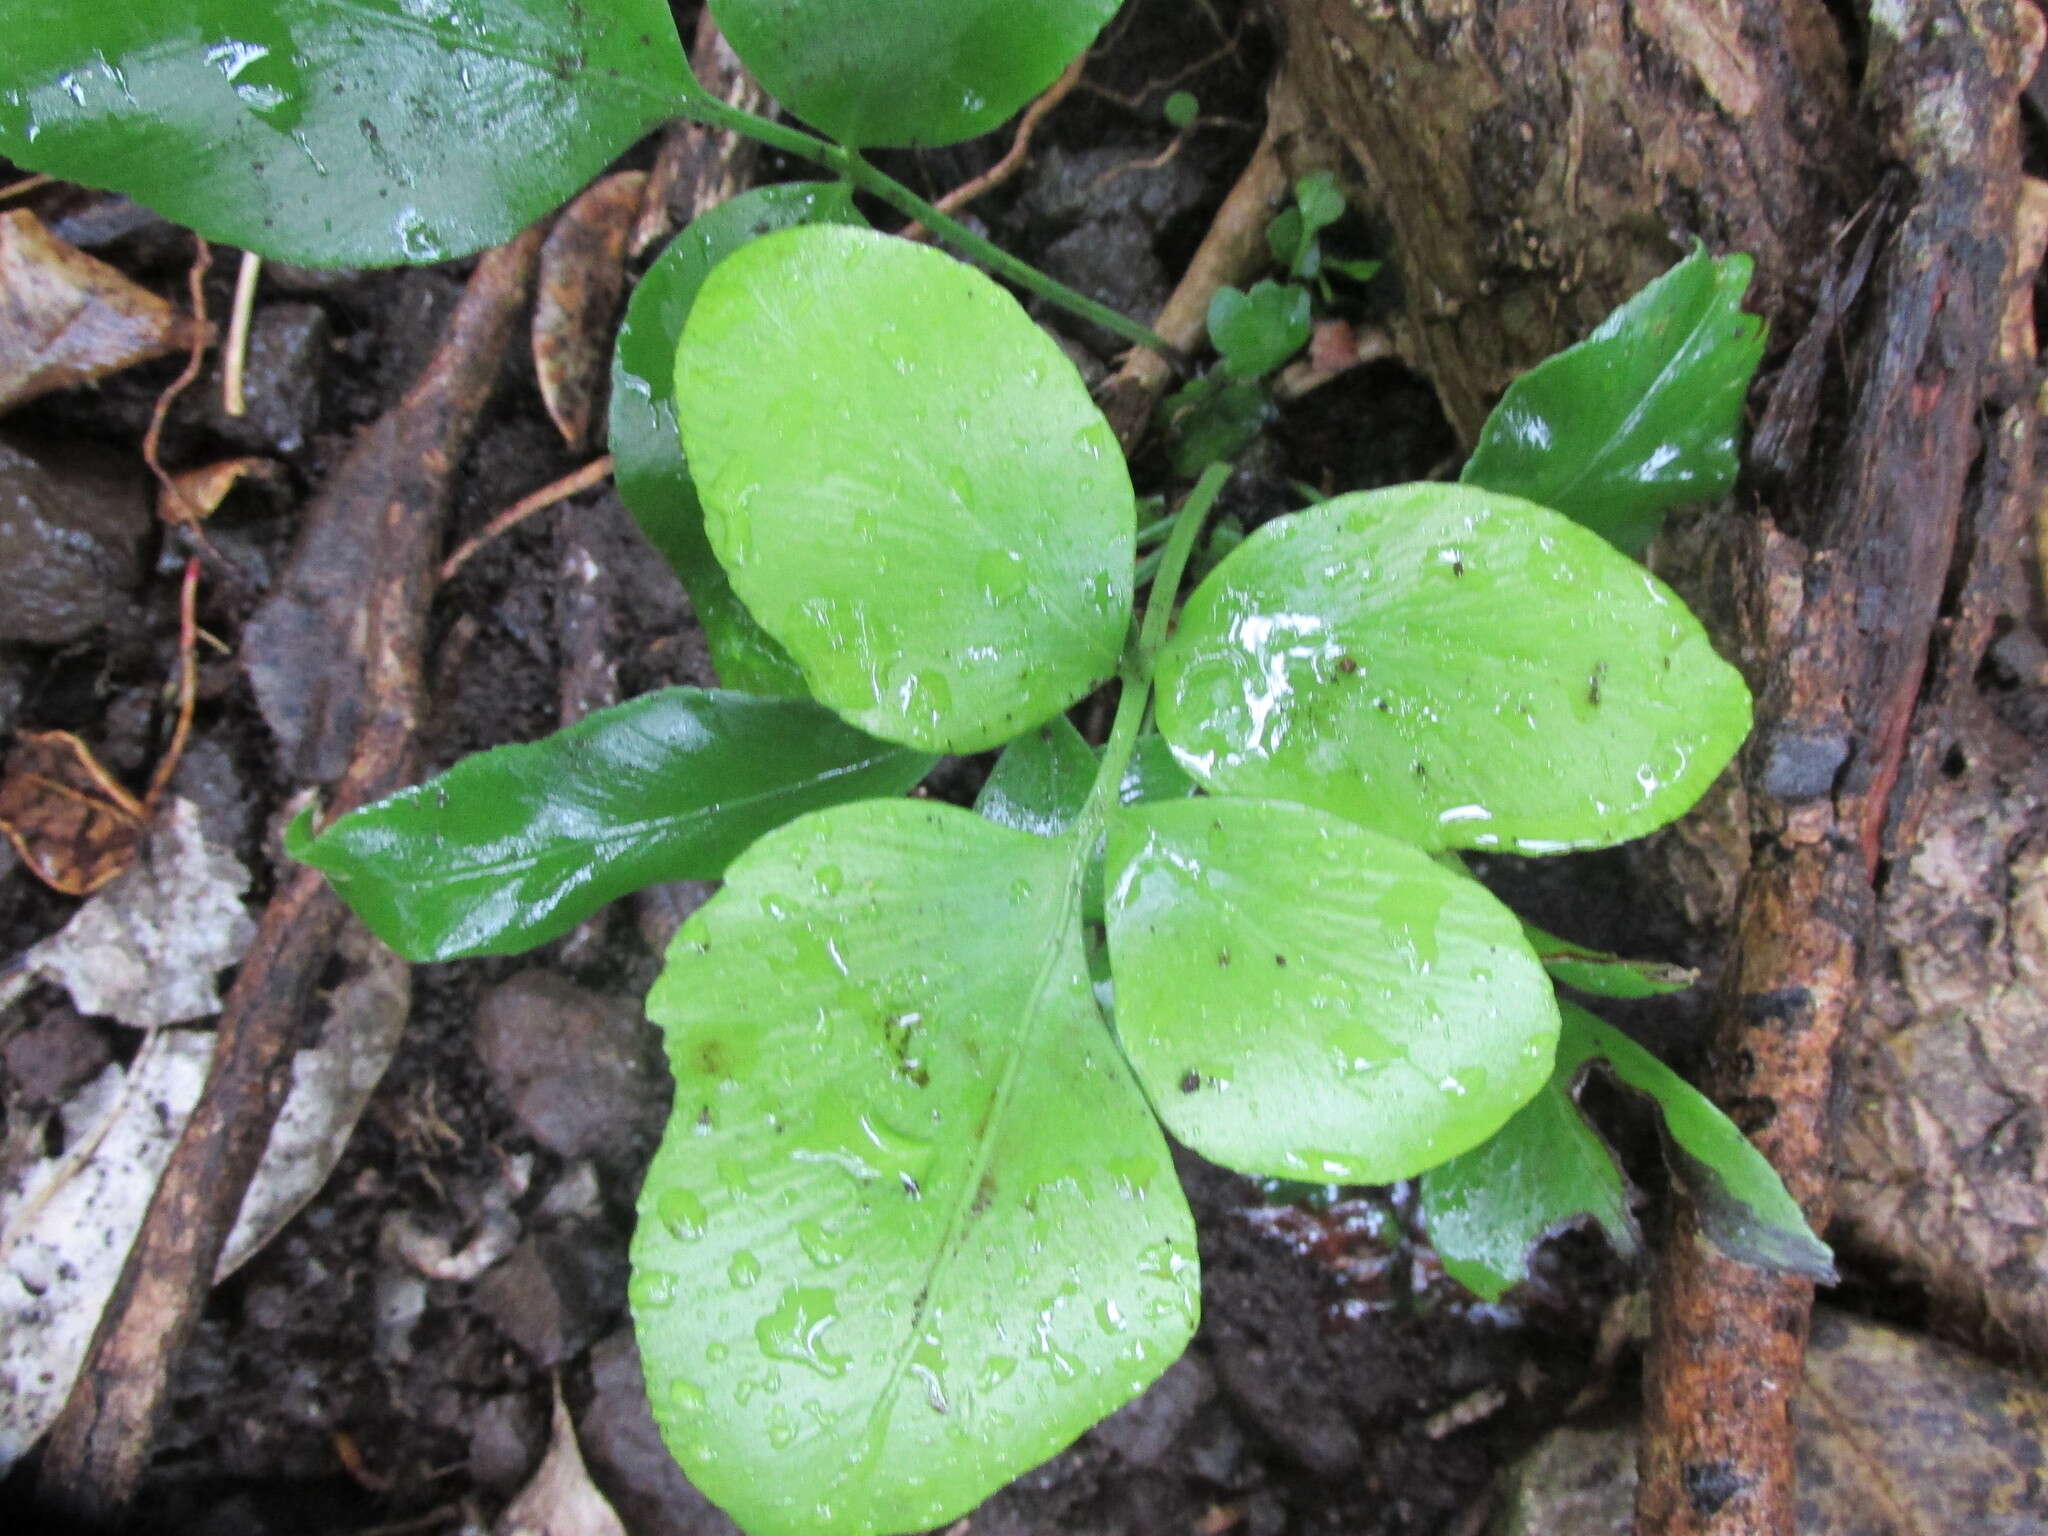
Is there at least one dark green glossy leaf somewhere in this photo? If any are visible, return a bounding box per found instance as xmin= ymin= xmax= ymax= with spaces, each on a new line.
xmin=1523 ymin=922 xmax=1698 ymax=999
xmin=610 ymin=182 xmax=863 ymax=696
xmin=1421 ymin=1011 xmax=1636 ymax=1301
xmin=676 ymin=226 xmax=1134 ymax=753
xmin=1105 ymin=797 xmax=1558 ymax=1182
xmin=1118 ymin=734 xmax=1199 ymax=807
xmin=635 ymin=800 xmax=1196 ymax=1536
xmin=1461 ymin=247 xmax=1767 ymax=555
xmin=1575 ymin=1004 xmax=1834 ymax=1280
xmin=975 ymin=716 xmax=1095 ymax=838
xmin=1153 ymin=484 xmax=1753 ymax=853
xmin=0 ymin=0 xmax=690 ymax=267
xmin=1207 ymin=280 xmax=1311 ymax=380
xmin=710 ymin=0 xmax=1123 ymax=148
xmin=289 ymin=689 xmax=931 ymax=962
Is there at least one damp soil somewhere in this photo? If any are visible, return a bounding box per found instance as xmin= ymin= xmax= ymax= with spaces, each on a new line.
xmin=0 ymin=4 xmax=1679 ymax=1533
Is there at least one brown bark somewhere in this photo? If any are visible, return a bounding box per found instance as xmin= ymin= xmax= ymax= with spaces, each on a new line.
xmin=1269 ymin=2 xmax=2042 ymax=1533
xmin=34 ymin=228 xmax=542 ymax=1527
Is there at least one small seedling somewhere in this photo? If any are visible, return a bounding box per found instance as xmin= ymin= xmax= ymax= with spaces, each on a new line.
xmin=2 ymin=4 xmax=1817 ymax=1534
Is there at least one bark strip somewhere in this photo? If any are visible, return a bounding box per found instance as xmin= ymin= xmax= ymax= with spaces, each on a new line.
xmin=1636 ymin=5 xmax=2037 ymax=1532
xmin=34 ymin=227 xmax=543 ymax=1526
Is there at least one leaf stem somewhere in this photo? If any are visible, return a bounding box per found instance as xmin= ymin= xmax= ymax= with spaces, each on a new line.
xmin=674 ymin=93 xmax=1182 ymax=362
xmin=1084 ymin=460 xmax=1232 ymax=829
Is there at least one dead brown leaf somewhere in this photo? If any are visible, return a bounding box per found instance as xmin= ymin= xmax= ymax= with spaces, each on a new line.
xmin=157 ymin=456 xmax=281 ymax=525
xmin=534 ymin=172 xmax=646 ymax=451
xmin=0 ymin=210 xmax=204 ymax=415
xmin=496 ymin=1383 xmax=628 ymax=1536
xmin=0 ymin=732 xmax=146 ymax=896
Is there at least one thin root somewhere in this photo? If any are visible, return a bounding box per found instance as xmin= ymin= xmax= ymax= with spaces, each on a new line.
xmin=438 ymin=454 xmax=614 ymax=581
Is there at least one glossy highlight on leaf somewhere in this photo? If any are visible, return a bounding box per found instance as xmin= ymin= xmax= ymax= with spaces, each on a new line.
xmin=635 ymin=800 xmax=1196 ymax=1536
xmin=710 ymin=0 xmax=1122 ymax=148
xmin=1153 ymin=483 xmax=1752 ymax=853
xmin=1461 ymin=247 xmax=1767 ymax=555
xmin=1577 ymin=1004 xmax=1834 ymax=1280
xmin=1420 ymin=1015 xmax=1637 ymax=1302
xmin=0 ymin=0 xmax=691 ymax=267
xmin=611 ymin=182 xmax=864 ymax=696
xmin=289 ymin=689 xmax=931 ymax=961
xmin=677 ymin=226 xmax=1134 ymax=753
xmin=975 ymin=716 xmax=1096 ymax=838
xmin=1104 ymin=797 xmax=1558 ymax=1182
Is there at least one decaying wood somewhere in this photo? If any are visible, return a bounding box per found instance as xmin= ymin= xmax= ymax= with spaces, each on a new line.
xmin=34 ymin=227 xmax=543 ymax=1528
xmin=1268 ymin=0 xmax=1861 ymax=439
xmin=630 ymin=10 xmax=771 ymax=258
xmin=1268 ymin=1 xmax=2041 ymax=1532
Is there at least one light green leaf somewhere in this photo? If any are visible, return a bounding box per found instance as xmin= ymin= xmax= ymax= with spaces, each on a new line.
xmin=710 ymin=0 xmax=1123 ymax=148
xmin=975 ymin=716 xmax=1096 ymax=838
xmin=1104 ymin=797 xmax=1558 ymax=1183
xmin=1461 ymin=247 xmax=1767 ymax=554
xmin=677 ymin=226 xmax=1134 ymax=753
xmin=1207 ymin=280 xmax=1312 ymax=380
xmin=1576 ymin=1004 xmax=1834 ymax=1280
xmin=0 ymin=0 xmax=690 ymax=267
xmin=1153 ymin=483 xmax=1752 ymax=853
xmin=1420 ymin=1013 xmax=1636 ymax=1301
xmin=289 ymin=689 xmax=930 ymax=961
xmin=635 ymin=801 xmax=1197 ymax=1536
xmin=1293 ymin=172 xmax=1346 ymax=236
xmin=1523 ymin=922 xmax=1698 ymax=999
xmin=1163 ymin=90 xmax=1199 ymax=130
xmin=610 ymin=182 xmax=864 ymax=697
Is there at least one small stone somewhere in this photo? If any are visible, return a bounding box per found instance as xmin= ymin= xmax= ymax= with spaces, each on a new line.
xmin=207 ymin=303 xmax=330 ymax=456
xmin=473 ymin=1227 xmax=625 ymax=1368
xmin=469 ymin=1390 xmax=545 ymax=1492
xmin=578 ymin=1328 xmax=741 ymax=1536
xmin=475 ymin=970 xmax=669 ymax=1166
xmin=1 ymin=1005 xmax=112 ymax=1108
xmin=1091 ymin=1352 xmax=1216 ymax=1469
xmin=0 ymin=432 xmax=148 ymax=644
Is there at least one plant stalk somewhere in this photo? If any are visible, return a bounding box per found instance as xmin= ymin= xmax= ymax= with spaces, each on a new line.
xmin=674 ymin=93 xmax=1182 ymax=362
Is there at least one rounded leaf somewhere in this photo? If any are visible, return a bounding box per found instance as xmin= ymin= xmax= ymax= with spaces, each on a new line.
xmin=1105 ymin=798 xmax=1559 ymax=1182
xmin=611 ymin=183 xmax=865 ymax=695
xmin=676 ymin=226 xmax=1134 ymax=752
xmin=636 ymin=801 xmax=1196 ymax=1536
xmin=0 ymin=0 xmax=690 ymax=267
xmin=710 ymin=0 xmax=1123 ymax=147
xmin=1154 ymin=484 xmax=1751 ymax=852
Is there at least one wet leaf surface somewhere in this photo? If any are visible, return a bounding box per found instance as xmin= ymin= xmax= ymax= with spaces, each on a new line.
xmin=1153 ymin=483 xmax=1752 ymax=853
xmin=535 ymin=171 xmax=647 ymax=451
xmin=291 ymin=688 xmax=932 ymax=962
xmin=1420 ymin=1009 xmax=1637 ymax=1301
xmin=975 ymin=715 xmax=1097 ymax=838
xmin=0 ymin=0 xmax=690 ymax=267
xmin=676 ymin=226 xmax=1133 ymax=752
xmin=635 ymin=800 xmax=1196 ymax=1536
xmin=1104 ymin=797 xmax=1558 ymax=1182
xmin=1576 ymin=1004 xmax=1833 ymax=1280
xmin=0 ymin=209 xmax=202 ymax=413
xmin=709 ymin=0 xmax=1122 ymax=148
xmin=609 ymin=181 xmax=863 ymax=698
xmin=1461 ymin=247 xmax=1766 ymax=555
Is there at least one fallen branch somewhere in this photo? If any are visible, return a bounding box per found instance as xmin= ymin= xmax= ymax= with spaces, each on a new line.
xmin=1634 ymin=6 xmax=2039 ymax=1532
xmin=1096 ymin=125 xmax=1285 ymax=450
xmin=33 ymin=224 xmax=544 ymax=1527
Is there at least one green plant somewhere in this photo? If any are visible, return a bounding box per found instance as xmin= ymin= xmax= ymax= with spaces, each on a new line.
xmin=3 ymin=4 xmax=1825 ymax=1533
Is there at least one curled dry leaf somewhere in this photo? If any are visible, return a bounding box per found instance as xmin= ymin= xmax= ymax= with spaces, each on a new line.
xmin=0 ymin=730 xmax=146 ymax=897
xmin=535 ymin=172 xmax=648 ymax=451
xmin=157 ymin=455 xmax=281 ymax=525
xmin=2 ymin=798 xmax=255 ymax=1028
xmin=497 ymin=1384 xmax=629 ymax=1536
xmin=0 ymin=209 xmax=203 ymax=415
